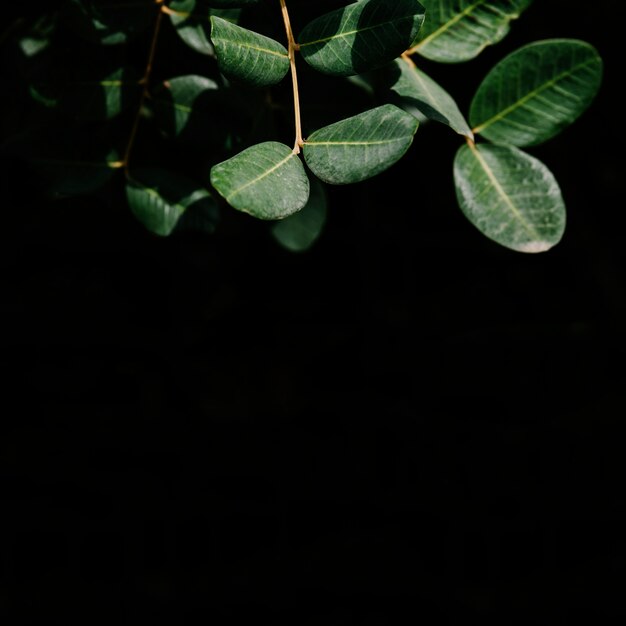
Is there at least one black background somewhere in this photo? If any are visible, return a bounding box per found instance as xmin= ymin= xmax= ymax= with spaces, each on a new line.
xmin=1 ymin=1 xmax=625 ymax=623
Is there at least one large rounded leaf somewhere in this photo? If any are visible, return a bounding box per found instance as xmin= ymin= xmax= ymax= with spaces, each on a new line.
xmin=126 ymin=169 xmax=218 ymax=237
xmin=383 ymin=58 xmax=472 ymax=138
xmin=210 ymin=17 xmax=289 ymax=87
xmin=210 ymin=142 xmax=310 ymax=220
xmin=454 ymin=143 xmax=565 ymax=253
xmin=299 ymin=0 xmax=425 ymax=77
xmin=412 ymin=0 xmax=532 ymax=63
xmin=303 ymin=105 xmax=418 ymax=185
xmin=470 ymin=39 xmax=603 ymax=147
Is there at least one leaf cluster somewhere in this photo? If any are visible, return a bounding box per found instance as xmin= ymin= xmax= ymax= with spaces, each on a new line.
xmin=1 ymin=0 xmax=603 ymax=253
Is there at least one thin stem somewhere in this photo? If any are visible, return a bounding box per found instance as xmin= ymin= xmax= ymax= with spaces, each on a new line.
xmin=280 ymin=0 xmax=303 ymax=154
xmin=400 ymin=51 xmax=416 ymax=68
xmin=123 ymin=0 xmax=166 ymax=177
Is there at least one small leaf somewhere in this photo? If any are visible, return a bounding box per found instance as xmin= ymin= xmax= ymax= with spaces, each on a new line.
xmin=303 ymin=104 xmax=418 ymax=185
xmin=204 ymin=0 xmax=260 ymax=6
xmin=65 ymin=67 xmax=140 ymax=121
xmin=454 ymin=142 xmax=565 ymax=253
xmin=126 ymin=168 xmax=218 ymax=236
xmin=152 ymin=75 xmax=220 ymax=138
xmin=412 ymin=0 xmax=533 ymax=63
xmin=210 ymin=142 xmax=310 ymax=220
xmin=299 ymin=0 xmax=425 ymax=77
xmin=470 ymin=39 xmax=603 ymax=147
xmin=64 ymin=0 xmax=154 ymax=46
xmin=14 ymin=127 xmax=122 ymax=197
xmin=383 ymin=57 xmax=472 ymax=137
xmin=210 ymin=16 xmax=290 ymax=87
xmin=168 ymin=0 xmax=241 ymax=56
xmin=271 ymin=178 xmax=328 ymax=253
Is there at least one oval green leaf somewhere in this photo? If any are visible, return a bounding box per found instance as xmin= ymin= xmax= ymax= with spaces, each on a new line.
xmin=454 ymin=143 xmax=565 ymax=253
xmin=168 ymin=0 xmax=241 ymax=56
xmin=299 ymin=0 xmax=426 ymax=77
xmin=412 ymin=0 xmax=532 ymax=63
xmin=383 ymin=58 xmax=472 ymax=137
xmin=210 ymin=142 xmax=310 ymax=220
xmin=470 ymin=39 xmax=603 ymax=147
xmin=210 ymin=16 xmax=289 ymax=87
xmin=126 ymin=168 xmax=218 ymax=237
xmin=303 ymin=104 xmax=419 ymax=185
xmin=271 ymin=178 xmax=328 ymax=253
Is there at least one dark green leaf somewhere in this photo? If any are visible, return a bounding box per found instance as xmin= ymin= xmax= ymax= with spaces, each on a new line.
xmin=454 ymin=142 xmax=565 ymax=253
xmin=303 ymin=104 xmax=418 ymax=185
xmin=412 ymin=0 xmax=532 ymax=63
xmin=13 ymin=127 xmax=123 ymax=197
xmin=126 ymin=168 xmax=218 ymax=236
xmin=210 ymin=16 xmax=290 ymax=87
xmin=382 ymin=57 xmax=472 ymax=137
xmin=64 ymin=0 xmax=155 ymax=46
xmin=299 ymin=0 xmax=426 ymax=77
xmin=470 ymin=39 xmax=603 ymax=147
xmin=168 ymin=0 xmax=241 ymax=56
xmin=211 ymin=142 xmax=310 ymax=219
xmin=152 ymin=74 xmax=220 ymax=138
xmin=271 ymin=178 xmax=328 ymax=252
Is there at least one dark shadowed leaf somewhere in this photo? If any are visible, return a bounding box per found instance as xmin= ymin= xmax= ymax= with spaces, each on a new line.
xmin=299 ymin=0 xmax=425 ymax=77
xmin=271 ymin=178 xmax=328 ymax=252
xmin=126 ymin=168 xmax=218 ymax=236
xmin=382 ymin=57 xmax=472 ymax=137
xmin=168 ymin=0 xmax=241 ymax=56
xmin=64 ymin=0 xmax=155 ymax=45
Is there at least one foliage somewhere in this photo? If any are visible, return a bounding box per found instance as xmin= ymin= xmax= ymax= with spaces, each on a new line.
xmin=2 ymin=0 xmax=603 ymax=253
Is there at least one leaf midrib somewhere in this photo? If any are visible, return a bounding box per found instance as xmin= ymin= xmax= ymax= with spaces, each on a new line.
xmin=214 ymin=37 xmax=288 ymax=58
xmin=468 ymin=142 xmax=540 ymax=240
xmin=414 ymin=0 xmax=487 ymax=50
xmin=227 ymin=153 xmax=294 ymax=200
xmin=305 ymin=137 xmax=408 ymax=146
xmin=299 ymin=15 xmax=416 ymax=48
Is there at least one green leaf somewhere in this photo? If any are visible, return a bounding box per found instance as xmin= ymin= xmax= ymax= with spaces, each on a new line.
xmin=470 ymin=39 xmax=603 ymax=147
xmin=152 ymin=75 xmax=220 ymax=138
xmin=454 ymin=142 xmax=565 ymax=253
xmin=13 ymin=127 xmax=123 ymax=197
xmin=126 ymin=168 xmax=218 ymax=237
xmin=271 ymin=178 xmax=328 ymax=253
xmin=65 ymin=67 xmax=141 ymax=121
xmin=168 ymin=0 xmax=241 ymax=56
xmin=383 ymin=58 xmax=472 ymax=137
xmin=210 ymin=16 xmax=290 ymax=87
xmin=210 ymin=142 xmax=310 ymax=220
xmin=412 ymin=0 xmax=532 ymax=63
xmin=204 ymin=0 xmax=260 ymax=6
xmin=64 ymin=0 xmax=154 ymax=46
xmin=303 ymin=104 xmax=418 ymax=185
xmin=299 ymin=0 xmax=426 ymax=77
